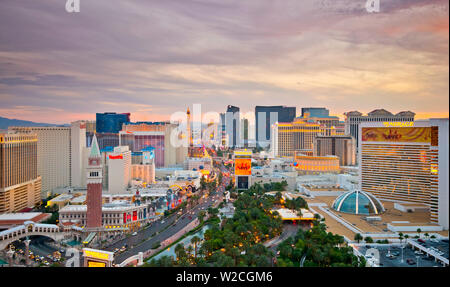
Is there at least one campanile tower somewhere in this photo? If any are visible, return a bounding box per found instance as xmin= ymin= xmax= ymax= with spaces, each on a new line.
xmin=86 ymin=134 xmax=103 ymax=228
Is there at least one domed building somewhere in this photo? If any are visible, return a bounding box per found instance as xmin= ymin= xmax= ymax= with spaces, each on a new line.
xmin=332 ymin=190 xmax=385 ymax=215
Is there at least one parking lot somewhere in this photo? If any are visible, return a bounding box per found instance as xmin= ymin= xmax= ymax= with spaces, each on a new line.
xmin=359 ymin=238 xmax=448 ymax=267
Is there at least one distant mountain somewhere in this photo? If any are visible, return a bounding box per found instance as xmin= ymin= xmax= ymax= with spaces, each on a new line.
xmin=0 ymin=116 xmax=67 ymax=130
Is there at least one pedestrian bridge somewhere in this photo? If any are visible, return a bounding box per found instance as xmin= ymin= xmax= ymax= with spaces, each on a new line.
xmin=0 ymin=221 xmax=65 ymax=250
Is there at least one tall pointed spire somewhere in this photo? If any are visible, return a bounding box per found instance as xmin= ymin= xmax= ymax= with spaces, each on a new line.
xmin=90 ymin=134 xmax=101 ymax=158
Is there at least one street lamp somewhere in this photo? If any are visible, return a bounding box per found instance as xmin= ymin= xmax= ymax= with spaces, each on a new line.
xmin=416 ymin=256 xmax=420 ymax=267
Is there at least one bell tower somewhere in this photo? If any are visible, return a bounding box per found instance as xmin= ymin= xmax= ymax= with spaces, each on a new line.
xmin=86 ymin=134 xmax=103 ymax=229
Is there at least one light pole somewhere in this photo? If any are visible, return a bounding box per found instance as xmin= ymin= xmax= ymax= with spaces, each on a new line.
xmin=416 ymin=256 xmax=420 ymax=267
xmin=401 ymin=245 xmax=404 ymax=263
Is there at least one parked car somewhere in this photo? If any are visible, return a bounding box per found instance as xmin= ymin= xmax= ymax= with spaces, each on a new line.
xmin=418 ymin=239 xmax=426 ymax=244
xmin=132 ymin=232 xmax=138 ymax=236
xmin=406 ymin=258 xmax=415 ymax=265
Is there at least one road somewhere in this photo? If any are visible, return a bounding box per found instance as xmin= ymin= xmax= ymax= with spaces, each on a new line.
xmin=108 ymin=168 xmax=231 ymax=264
xmin=265 ymin=223 xmax=300 ymax=254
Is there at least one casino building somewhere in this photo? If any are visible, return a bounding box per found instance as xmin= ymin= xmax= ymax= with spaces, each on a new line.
xmin=359 ymin=119 xmax=449 ymax=229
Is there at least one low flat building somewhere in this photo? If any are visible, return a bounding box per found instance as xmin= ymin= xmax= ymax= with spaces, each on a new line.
xmin=0 ymin=212 xmax=51 ymax=230
xmin=59 ymin=202 xmax=154 ymax=230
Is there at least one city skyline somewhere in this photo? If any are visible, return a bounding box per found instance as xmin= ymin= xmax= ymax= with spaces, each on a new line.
xmin=0 ymin=0 xmax=448 ymax=124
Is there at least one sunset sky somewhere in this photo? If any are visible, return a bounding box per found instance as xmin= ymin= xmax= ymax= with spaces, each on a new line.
xmin=0 ymin=0 xmax=448 ymax=124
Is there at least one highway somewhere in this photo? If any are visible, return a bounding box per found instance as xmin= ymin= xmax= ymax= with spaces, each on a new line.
xmin=108 ymin=167 xmax=230 ymax=264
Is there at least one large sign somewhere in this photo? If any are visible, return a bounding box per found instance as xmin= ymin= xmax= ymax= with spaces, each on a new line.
xmin=362 ymin=127 xmax=431 ymax=143
xmin=83 ymin=249 xmax=112 ymax=261
xmin=235 ymin=158 xmax=251 ymax=175
xmin=382 ymin=122 xmax=414 ymax=127
xmin=88 ymin=261 xmax=106 ymax=267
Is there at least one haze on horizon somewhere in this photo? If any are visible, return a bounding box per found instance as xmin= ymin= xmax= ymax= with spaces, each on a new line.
xmin=0 ymin=0 xmax=448 ymax=125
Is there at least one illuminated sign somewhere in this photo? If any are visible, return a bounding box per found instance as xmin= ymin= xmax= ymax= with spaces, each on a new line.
xmin=123 ymin=212 xmax=127 ymax=224
xmin=84 ymin=250 xmax=110 ymax=261
xmin=109 ymin=154 xmax=123 ymax=160
xmin=132 ymin=211 xmax=137 ymax=221
xmin=362 ymin=127 xmax=431 ymax=143
xmin=88 ymin=261 xmax=106 ymax=267
xmin=382 ymin=122 xmax=414 ymax=127
xmin=235 ymin=158 xmax=251 ymax=175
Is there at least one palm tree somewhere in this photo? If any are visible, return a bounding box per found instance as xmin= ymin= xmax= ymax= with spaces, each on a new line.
xmin=424 ymin=233 xmax=429 ymax=240
xmin=198 ymin=211 xmax=206 ymax=223
xmin=416 ymin=228 xmax=422 ymax=238
xmin=398 ymin=232 xmax=404 ymax=244
xmin=354 ymin=233 xmax=363 ymax=243
xmin=191 ymin=236 xmax=201 ymax=259
xmin=175 ymin=243 xmax=186 ymax=262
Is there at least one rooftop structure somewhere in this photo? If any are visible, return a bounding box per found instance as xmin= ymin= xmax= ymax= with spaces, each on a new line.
xmin=332 ymin=190 xmax=385 ymax=215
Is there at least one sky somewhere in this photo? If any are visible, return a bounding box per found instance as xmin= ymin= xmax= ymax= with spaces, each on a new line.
xmin=0 ymin=0 xmax=448 ymax=124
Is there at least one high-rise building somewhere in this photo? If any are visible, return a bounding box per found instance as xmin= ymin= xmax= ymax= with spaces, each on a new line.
xmin=225 ymin=105 xmax=240 ymax=148
xmin=10 ymin=124 xmax=87 ymax=194
xmin=0 ymin=133 xmax=41 ymax=213
xmin=345 ymin=109 xmax=415 ymax=153
xmin=255 ymin=106 xmax=296 ymax=148
xmin=272 ymin=118 xmax=325 ymax=158
xmin=107 ymin=146 xmax=131 ymax=194
xmin=219 ymin=113 xmax=226 ymax=147
xmin=314 ymin=135 xmax=356 ymax=166
xmin=187 ymin=108 xmax=192 ymax=147
xmin=86 ymin=135 xmax=103 ymax=229
xmin=96 ymin=112 xmax=130 ymax=134
xmin=301 ymin=107 xmax=344 ymax=136
xmin=71 ymin=121 xmax=87 ymax=188
xmin=359 ymin=119 xmax=448 ymax=229
xmin=9 ymin=126 xmax=71 ymax=196
xmin=119 ymin=122 xmax=187 ymax=168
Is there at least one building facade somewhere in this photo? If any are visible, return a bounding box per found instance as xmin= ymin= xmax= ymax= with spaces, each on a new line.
xmin=358 ymin=119 xmax=449 ymax=229
xmin=225 ymin=105 xmax=240 ymax=148
xmin=8 ymin=126 xmax=73 ymax=196
xmin=255 ymin=106 xmax=296 ymax=148
xmin=0 ymin=133 xmax=41 ymax=213
xmin=314 ymin=135 xmax=356 ymax=166
xmin=96 ymin=112 xmax=130 ymax=134
xmin=86 ymin=135 xmax=103 ymax=229
xmin=294 ymin=154 xmax=340 ymax=174
xmin=107 ymin=146 xmax=132 ymax=194
xmin=345 ymin=109 xmax=415 ymax=153
xmin=272 ymin=118 xmax=325 ymax=158
xmin=120 ymin=122 xmax=187 ymax=168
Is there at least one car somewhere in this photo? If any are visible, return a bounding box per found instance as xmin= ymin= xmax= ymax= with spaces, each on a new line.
xmin=132 ymin=232 xmax=138 ymax=236
xmin=415 ymin=250 xmax=423 ymax=255
xmin=423 ymin=256 xmax=434 ymax=261
xmin=406 ymin=258 xmax=415 ymax=265
xmin=418 ymin=239 xmax=426 ymax=244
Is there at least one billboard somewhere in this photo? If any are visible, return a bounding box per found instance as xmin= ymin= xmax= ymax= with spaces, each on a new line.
xmin=362 ymin=127 xmax=431 ymax=143
xmin=88 ymin=261 xmax=106 ymax=267
xmin=235 ymin=158 xmax=251 ymax=175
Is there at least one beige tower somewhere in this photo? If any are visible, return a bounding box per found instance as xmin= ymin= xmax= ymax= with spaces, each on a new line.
xmin=187 ymin=107 xmax=193 ymax=147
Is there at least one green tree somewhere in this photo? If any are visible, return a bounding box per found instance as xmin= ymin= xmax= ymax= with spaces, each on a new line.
xmin=191 ymin=236 xmax=201 ymax=259
xmin=416 ymin=228 xmax=422 ymax=238
xmin=354 ymin=233 xmax=363 ymax=243
xmin=364 ymin=236 xmax=374 ymax=243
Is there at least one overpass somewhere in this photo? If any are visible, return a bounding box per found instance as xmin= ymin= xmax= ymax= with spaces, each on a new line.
xmin=0 ymin=221 xmax=65 ymax=250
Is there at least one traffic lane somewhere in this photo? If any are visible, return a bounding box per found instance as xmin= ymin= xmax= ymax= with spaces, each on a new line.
xmin=114 ymin=199 xmax=211 ymax=263
xmin=114 ymin=195 xmax=218 ymax=263
xmin=105 ymin=208 xmax=181 ymax=251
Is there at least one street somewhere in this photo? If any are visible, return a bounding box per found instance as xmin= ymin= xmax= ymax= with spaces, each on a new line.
xmin=107 ymin=167 xmax=230 ymax=264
